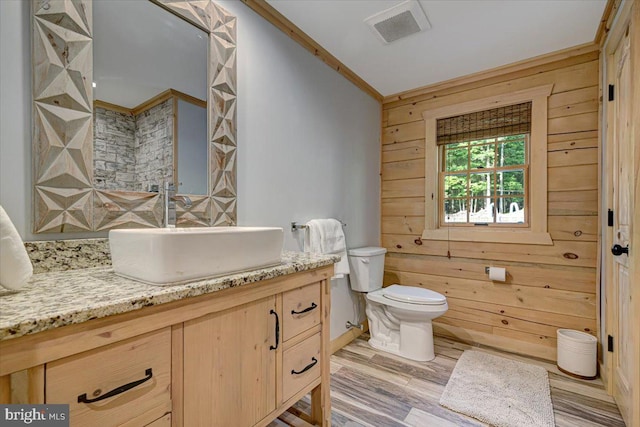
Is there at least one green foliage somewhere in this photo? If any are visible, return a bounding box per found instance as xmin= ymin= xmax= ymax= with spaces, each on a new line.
xmin=443 ymin=134 xmax=527 ymax=221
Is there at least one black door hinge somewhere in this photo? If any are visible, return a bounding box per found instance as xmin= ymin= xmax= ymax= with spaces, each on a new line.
xmin=608 ymin=209 xmax=614 ymax=227
xmin=608 ymin=85 xmax=615 ymax=101
xmin=608 ymin=335 xmax=614 ymax=352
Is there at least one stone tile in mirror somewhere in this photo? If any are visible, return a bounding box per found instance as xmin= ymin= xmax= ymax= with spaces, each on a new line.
xmin=93 ymin=0 xmax=208 ymax=195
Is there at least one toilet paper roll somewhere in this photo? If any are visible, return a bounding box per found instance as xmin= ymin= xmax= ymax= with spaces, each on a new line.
xmin=489 ymin=267 xmax=506 ymax=282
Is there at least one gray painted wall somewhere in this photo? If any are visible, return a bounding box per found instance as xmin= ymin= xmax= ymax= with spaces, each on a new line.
xmin=0 ymin=0 xmax=380 ymax=339
xmin=221 ymin=1 xmax=380 ymax=339
xmin=177 ymin=100 xmax=208 ymax=195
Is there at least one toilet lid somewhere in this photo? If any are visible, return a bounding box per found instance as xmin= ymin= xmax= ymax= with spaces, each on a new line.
xmin=382 ymin=284 xmax=446 ymax=305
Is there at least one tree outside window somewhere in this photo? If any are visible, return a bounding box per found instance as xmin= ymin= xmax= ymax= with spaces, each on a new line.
xmin=441 ymin=134 xmax=528 ymax=226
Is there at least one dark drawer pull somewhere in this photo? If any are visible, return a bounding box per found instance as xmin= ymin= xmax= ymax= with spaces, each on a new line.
xmin=291 ymin=302 xmax=317 ymax=315
xmin=291 ymin=357 xmax=318 ymax=375
xmin=270 ymin=309 xmax=279 ymax=350
xmin=77 ymin=368 xmax=153 ymax=404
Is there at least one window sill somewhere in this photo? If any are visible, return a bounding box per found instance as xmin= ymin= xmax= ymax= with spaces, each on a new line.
xmin=420 ymin=229 xmax=553 ymax=245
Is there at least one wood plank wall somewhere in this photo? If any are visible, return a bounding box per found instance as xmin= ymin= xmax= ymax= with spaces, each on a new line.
xmin=380 ymin=49 xmax=600 ymax=361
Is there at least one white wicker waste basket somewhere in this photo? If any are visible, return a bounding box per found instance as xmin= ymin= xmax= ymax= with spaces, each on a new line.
xmin=557 ymin=329 xmax=597 ymax=379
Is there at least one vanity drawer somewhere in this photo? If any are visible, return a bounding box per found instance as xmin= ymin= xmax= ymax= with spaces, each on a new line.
xmin=282 ymin=282 xmax=321 ymax=341
xmin=46 ymin=328 xmax=172 ymax=427
xmin=282 ymin=332 xmax=321 ymax=402
xmin=145 ymin=413 xmax=171 ymax=427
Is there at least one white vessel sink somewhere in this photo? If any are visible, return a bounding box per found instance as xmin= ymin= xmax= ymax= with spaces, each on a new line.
xmin=109 ymin=227 xmax=284 ymax=285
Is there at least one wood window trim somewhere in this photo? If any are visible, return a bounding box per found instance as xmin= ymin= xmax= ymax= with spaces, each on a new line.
xmin=421 ymin=84 xmax=554 ymax=246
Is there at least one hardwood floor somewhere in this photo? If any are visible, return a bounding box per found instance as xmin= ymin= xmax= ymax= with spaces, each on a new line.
xmin=275 ymin=335 xmax=625 ymax=427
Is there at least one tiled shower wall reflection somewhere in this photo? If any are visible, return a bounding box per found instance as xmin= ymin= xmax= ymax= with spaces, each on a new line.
xmin=93 ymin=99 xmax=173 ymax=192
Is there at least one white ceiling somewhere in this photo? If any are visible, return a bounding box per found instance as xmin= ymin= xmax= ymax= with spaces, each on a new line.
xmin=93 ymin=0 xmax=208 ymax=108
xmin=266 ymin=0 xmax=607 ymax=96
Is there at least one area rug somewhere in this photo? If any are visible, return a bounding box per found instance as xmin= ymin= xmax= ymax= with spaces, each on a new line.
xmin=439 ymin=350 xmax=555 ymax=427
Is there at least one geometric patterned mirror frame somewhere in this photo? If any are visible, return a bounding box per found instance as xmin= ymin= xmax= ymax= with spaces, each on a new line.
xmin=32 ymin=0 xmax=237 ymax=233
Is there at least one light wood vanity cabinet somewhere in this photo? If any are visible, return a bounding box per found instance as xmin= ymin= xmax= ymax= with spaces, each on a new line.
xmin=46 ymin=328 xmax=172 ymax=427
xmin=0 ymin=266 xmax=333 ymax=427
xmin=282 ymin=332 xmax=321 ymax=402
xmin=183 ymin=282 xmax=327 ymax=427
xmin=183 ymin=296 xmax=278 ymax=426
xmin=283 ymin=283 xmax=322 ymax=341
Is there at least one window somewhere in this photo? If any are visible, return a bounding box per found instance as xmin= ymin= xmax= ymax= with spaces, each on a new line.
xmin=442 ymin=135 xmax=528 ymax=226
xmin=421 ymin=85 xmax=553 ymax=245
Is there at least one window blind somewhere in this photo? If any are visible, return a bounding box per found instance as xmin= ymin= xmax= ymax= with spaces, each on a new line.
xmin=436 ymin=102 xmax=532 ymax=145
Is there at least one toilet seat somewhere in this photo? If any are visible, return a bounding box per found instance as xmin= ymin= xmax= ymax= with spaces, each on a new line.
xmin=383 ymin=284 xmax=446 ymax=305
xmin=366 ymin=284 xmax=447 ymax=312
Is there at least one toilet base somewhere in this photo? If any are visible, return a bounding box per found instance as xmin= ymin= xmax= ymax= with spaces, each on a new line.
xmin=368 ymin=320 xmax=436 ymax=362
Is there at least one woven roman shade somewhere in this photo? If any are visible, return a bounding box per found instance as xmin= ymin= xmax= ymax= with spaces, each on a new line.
xmin=437 ymin=102 xmax=532 ymax=145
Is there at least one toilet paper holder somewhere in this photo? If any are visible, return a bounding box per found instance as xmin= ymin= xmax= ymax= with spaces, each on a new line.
xmin=485 ymin=266 xmax=507 ymax=281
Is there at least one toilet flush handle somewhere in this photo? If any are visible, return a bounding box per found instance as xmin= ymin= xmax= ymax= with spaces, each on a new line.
xmin=360 ymin=259 xmax=369 ymax=264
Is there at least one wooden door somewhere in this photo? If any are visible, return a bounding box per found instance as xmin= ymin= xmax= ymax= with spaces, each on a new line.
xmin=183 ymin=296 xmax=278 ymax=427
xmin=610 ymin=29 xmax=633 ymax=426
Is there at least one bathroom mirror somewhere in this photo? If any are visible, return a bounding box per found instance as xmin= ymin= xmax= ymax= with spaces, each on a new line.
xmin=93 ymin=0 xmax=209 ymax=195
xmin=31 ymin=0 xmax=237 ymax=233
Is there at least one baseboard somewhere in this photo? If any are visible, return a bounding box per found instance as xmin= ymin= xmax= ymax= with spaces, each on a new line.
xmin=330 ymin=320 xmax=368 ymax=354
xmin=599 ymin=361 xmax=614 ymax=395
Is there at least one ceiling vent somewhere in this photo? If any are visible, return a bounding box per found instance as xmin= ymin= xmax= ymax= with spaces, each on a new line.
xmin=365 ymin=0 xmax=431 ymax=45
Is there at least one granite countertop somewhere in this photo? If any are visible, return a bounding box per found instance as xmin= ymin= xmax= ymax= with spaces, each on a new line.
xmin=0 ymin=251 xmax=339 ymax=342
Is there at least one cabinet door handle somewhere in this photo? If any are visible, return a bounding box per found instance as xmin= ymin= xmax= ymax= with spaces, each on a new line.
xmin=291 ymin=357 xmax=318 ymax=375
xmin=291 ymin=302 xmax=317 ymax=315
xmin=270 ymin=309 xmax=279 ymax=350
xmin=77 ymin=368 xmax=153 ymax=404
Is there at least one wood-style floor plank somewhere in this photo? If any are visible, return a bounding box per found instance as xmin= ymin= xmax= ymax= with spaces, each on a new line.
xmin=273 ymin=336 xmax=624 ymax=427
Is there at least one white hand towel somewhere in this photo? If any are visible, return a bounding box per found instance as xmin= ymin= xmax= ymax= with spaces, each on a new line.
xmin=0 ymin=205 xmax=33 ymax=290
xmin=304 ymin=219 xmax=349 ymax=278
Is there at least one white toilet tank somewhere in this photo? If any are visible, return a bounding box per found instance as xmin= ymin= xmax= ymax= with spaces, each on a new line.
xmin=348 ymin=247 xmax=387 ymax=292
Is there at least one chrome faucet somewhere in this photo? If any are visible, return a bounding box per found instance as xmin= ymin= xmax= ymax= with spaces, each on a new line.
xmin=163 ymin=182 xmax=192 ymax=228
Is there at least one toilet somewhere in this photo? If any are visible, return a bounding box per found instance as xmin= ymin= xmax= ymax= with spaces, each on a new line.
xmin=348 ymin=247 xmax=448 ymax=362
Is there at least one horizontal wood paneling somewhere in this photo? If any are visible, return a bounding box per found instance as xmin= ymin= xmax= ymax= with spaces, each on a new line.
xmin=548 ymin=130 xmax=598 ymax=143
xmin=548 ymin=164 xmax=598 ymax=192
xmin=444 ymin=308 xmax=579 ymax=339
xmin=382 ymin=234 xmax=598 ymax=268
xmin=383 ymin=270 xmax=596 ymax=319
xmin=380 ymin=52 xmax=600 ymax=361
xmin=548 ymin=216 xmax=598 ymax=241
xmin=381 ymin=198 xmax=425 ymax=217
xmin=548 ymin=190 xmax=598 ymax=216
xmin=548 ymin=111 xmax=599 ymax=134
xmin=385 ymin=57 xmax=599 ymax=125
xmin=548 ymin=147 xmax=599 ymax=168
xmin=433 ymin=323 xmax=557 ymax=360
xmin=381 ymin=139 xmax=425 ymax=163
xmin=445 ymin=299 xmax=597 ymax=333
xmin=384 ymin=252 xmax=596 ymax=292
xmin=548 ymin=137 xmax=598 ymax=152
xmin=548 ymin=100 xmax=598 ymax=119
xmin=383 ymin=121 xmax=425 ymax=145
xmin=384 ymin=49 xmax=599 ymax=109
xmin=548 ymin=86 xmax=599 ymax=119
xmin=381 ymin=159 xmax=424 ymax=181
xmin=548 ymin=86 xmax=599 ymax=110
xmin=381 ymin=179 xmax=424 ymax=199
xmin=381 ymin=216 xmax=425 ymax=235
